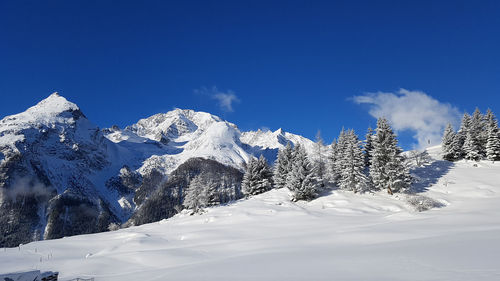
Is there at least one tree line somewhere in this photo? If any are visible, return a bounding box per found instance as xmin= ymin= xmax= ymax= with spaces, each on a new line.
xmin=442 ymin=108 xmax=500 ymax=162
xmin=240 ymin=117 xmax=411 ymax=203
xmin=138 ymin=108 xmax=500 ymax=215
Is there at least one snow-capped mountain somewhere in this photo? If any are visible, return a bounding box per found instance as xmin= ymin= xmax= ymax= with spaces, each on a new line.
xmin=241 ymin=128 xmax=317 ymax=154
xmin=0 ymin=93 xmax=318 ymax=247
xmin=104 ymin=108 xmax=318 ymax=175
xmin=0 ymin=93 xmax=122 ymax=247
xmin=106 ymin=109 xmax=253 ymax=176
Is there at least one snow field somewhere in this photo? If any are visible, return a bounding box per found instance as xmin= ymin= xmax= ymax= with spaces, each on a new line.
xmin=1 ymin=155 xmax=500 ymax=280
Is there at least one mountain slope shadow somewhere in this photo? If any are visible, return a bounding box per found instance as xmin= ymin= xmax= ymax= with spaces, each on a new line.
xmin=410 ymin=160 xmax=455 ymax=193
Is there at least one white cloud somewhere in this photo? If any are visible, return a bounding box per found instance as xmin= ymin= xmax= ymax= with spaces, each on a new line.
xmin=195 ymin=86 xmax=240 ymax=112
xmin=353 ymin=89 xmax=461 ymax=149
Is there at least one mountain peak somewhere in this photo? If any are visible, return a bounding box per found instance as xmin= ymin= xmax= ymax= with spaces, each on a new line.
xmin=0 ymin=93 xmax=85 ymax=127
xmin=32 ymin=92 xmax=80 ymax=114
xmin=125 ymin=108 xmax=227 ymax=141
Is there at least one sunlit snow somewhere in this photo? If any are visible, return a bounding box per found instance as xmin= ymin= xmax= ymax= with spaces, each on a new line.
xmin=1 ymin=147 xmax=499 ymax=280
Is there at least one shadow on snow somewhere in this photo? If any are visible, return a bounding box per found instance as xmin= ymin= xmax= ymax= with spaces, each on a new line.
xmin=410 ymin=160 xmax=455 ymax=193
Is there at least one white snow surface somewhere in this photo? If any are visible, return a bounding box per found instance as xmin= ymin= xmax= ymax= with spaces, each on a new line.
xmin=2 ymin=148 xmax=500 ymax=281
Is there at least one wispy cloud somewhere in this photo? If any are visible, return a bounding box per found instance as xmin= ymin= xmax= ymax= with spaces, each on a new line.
xmin=195 ymin=86 xmax=240 ymax=112
xmin=352 ymin=89 xmax=461 ymax=149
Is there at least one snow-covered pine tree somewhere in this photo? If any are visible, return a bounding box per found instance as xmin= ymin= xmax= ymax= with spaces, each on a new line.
xmin=203 ymin=178 xmax=219 ymax=207
xmin=454 ymin=113 xmax=472 ymax=160
xmin=339 ymin=129 xmax=369 ymax=193
xmin=485 ymin=110 xmax=500 ymax=161
xmin=183 ymin=174 xmax=208 ymax=213
xmin=463 ymin=131 xmax=481 ymax=161
xmin=257 ymin=154 xmax=274 ymax=188
xmin=486 ymin=125 xmax=500 ymax=161
xmin=273 ymin=142 xmax=293 ymax=189
xmin=471 ymin=108 xmax=487 ymax=157
xmin=242 ymin=155 xmax=273 ymax=196
xmin=364 ymin=127 xmax=375 ymax=166
xmin=287 ymin=144 xmax=319 ymax=201
xmin=332 ymin=128 xmax=347 ymax=183
xmin=313 ymin=130 xmax=326 ymax=187
xmin=326 ymin=139 xmax=339 ymax=183
xmin=442 ymin=123 xmax=457 ymax=161
xmin=369 ymin=118 xmax=411 ymax=194
xmin=484 ymin=109 xmax=496 ymax=129
xmin=242 ymin=157 xmax=258 ymax=195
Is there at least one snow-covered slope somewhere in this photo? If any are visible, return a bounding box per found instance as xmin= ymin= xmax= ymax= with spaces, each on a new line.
xmin=2 ymin=150 xmax=499 ymax=280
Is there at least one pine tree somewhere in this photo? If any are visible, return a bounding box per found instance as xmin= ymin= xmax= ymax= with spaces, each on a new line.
xmin=287 ymin=144 xmax=319 ymax=201
xmin=327 ymin=139 xmax=339 ymax=183
xmin=464 ymin=131 xmax=481 ymax=161
xmin=257 ymin=155 xmax=274 ymax=188
xmin=484 ymin=109 xmax=496 ymax=129
xmin=313 ymin=131 xmax=326 ymax=186
xmin=204 ymin=179 xmax=219 ymax=207
xmin=242 ymin=157 xmax=258 ymax=196
xmin=454 ymin=113 xmax=472 ymax=160
xmin=339 ymin=130 xmax=369 ymax=193
xmin=471 ymin=108 xmax=487 ymax=157
xmin=369 ymin=118 xmax=411 ymax=194
xmin=242 ymin=155 xmax=273 ymax=196
xmin=364 ymin=127 xmax=375 ymax=166
xmin=485 ymin=112 xmax=500 ymax=161
xmin=332 ymin=128 xmax=348 ymax=183
xmin=273 ymin=142 xmax=293 ymax=189
xmin=442 ymin=123 xmax=457 ymax=161
xmin=183 ymin=174 xmax=209 ymax=213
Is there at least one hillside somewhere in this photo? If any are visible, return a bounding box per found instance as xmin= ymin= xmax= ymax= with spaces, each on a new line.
xmin=1 ymin=148 xmax=499 ymax=280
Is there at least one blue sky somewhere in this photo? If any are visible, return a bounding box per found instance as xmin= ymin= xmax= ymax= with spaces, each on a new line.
xmin=1 ymin=0 xmax=499 ymax=149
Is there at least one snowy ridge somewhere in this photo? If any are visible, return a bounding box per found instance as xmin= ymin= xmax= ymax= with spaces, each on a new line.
xmin=135 ymin=120 xmax=253 ymax=176
xmin=105 ymin=108 xmax=318 ymax=175
xmin=241 ymin=128 xmax=317 ymax=154
xmin=0 ymin=92 xmax=82 ymax=155
xmin=126 ymin=109 xmax=224 ymax=142
xmin=105 ymin=109 xmax=253 ymax=175
xmin=4 ymin=92 xmax=80 ymax=126
xmin=2 ymin=149 xmax=500 ymax=280
xmin=0 ymin=93 xmax=106 ymax=189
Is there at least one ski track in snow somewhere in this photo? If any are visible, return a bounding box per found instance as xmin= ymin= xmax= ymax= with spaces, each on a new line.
xmin=1 ymin=146 xmax=500 ymax=280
